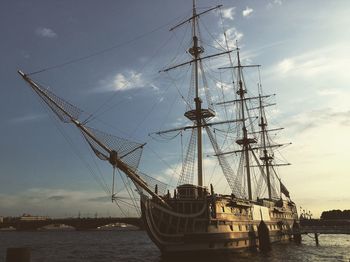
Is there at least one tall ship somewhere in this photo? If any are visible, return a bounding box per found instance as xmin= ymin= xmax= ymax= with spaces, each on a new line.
xmin=18 ymin=0 xmax=300 ymax=255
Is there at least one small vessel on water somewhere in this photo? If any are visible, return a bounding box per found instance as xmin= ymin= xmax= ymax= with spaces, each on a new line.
xmin=18 ymin=0 xmax=300 ymax=255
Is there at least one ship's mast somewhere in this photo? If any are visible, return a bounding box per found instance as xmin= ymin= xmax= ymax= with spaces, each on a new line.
xmin=191 ymin=0 xmax=203 ymax=186
xmin=216 ymin=45 xmax=292 ymax=200
xmin=235 ymin=48 xmax=255 ymax=200
xmin=160 ymin=1 xmax=225 ymax=187
xmin=236 ymin=48 xmax=252 ymax=199
xmin=258 ymin=94 xmax=272 ymax=199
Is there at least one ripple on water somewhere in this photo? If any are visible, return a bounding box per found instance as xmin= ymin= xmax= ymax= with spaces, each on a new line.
xmin=0 ymin=231 xmax=349 ymax=262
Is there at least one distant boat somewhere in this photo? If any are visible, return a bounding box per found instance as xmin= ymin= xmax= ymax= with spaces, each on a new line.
xmin=18 ymin=0 xmax=301 ymax=255
xmin=39 ymin=224 xmax=74 ymax=231
xmin=19 ymin=214 xmax=48 ymax=221
xmin=0 ymin=226 xmax=16 ymax=231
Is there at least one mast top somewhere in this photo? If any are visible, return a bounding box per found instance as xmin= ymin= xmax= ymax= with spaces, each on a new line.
xmin=169 ymin=4 xmax=222 ymax=31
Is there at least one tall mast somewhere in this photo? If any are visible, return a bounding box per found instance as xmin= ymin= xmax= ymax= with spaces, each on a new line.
xmin=160 ymin=1 xmax=224 ymax=187
xmin=235 ymin=47 xmax=254 ymax=200
xmin=191 ymin=0 xmax=203 ymax=186
xmin=259 ymin=94 xmax=272 ymax=199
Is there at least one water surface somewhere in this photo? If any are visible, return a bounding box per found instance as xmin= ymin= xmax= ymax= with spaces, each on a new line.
xmin=1 ymin=230 xmax=349 ymax=261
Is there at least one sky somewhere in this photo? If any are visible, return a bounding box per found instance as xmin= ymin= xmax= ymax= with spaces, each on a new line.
xmin=1 ymin=0 xmax=350 ymax=218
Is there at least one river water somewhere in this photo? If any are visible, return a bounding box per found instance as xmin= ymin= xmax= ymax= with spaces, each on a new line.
xmin=0 ymin=229 xmax=349 ymax=262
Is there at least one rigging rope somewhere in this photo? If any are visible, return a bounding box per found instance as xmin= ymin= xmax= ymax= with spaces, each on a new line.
xmin=27 ymin=14 xmax=188 ymax=76
xmin=117 ymin=169 xmax=141 ymax=216
xmin=39 ymin=100 xmax=111 ymax=196
xmin=165 ymin=19 xmax=191 ymax=71
xmin=198 ymin=18 xmax=227 ymax=51
xmin=146 ymin=146 xmax=179 ymax=189
xmin=165 ymin=69 xmax=193 ymax=109
xmin=178 ymin=128 xmax=197 ymax=185
xmin=86 ymin=30 xmax=175 ymax=127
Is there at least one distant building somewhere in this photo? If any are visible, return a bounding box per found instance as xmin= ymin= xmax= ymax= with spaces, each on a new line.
xmin=20 ymin=214 xmax=48 ymax=221
xmin=0 ymin=217 xmax=3 ymax=223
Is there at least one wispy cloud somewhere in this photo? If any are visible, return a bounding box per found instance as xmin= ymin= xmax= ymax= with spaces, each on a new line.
xmin=221 ymin=7 xmax=235 ymax=20
xmin=9 ymin=113 xmax=46 ymax=124
xmin=214 ymin=27 xmax=243 ymax=50
xmin=283 ymin=108 xmax=350 ymax=134
xmin=112 ymin=71 xmax=143 ymax=91
xmin=35 ymin=27 xmax=57 ymax=38
xmin=215 ymin=40 xmax=286 ymax=70
xmin=280 ymin=107 xmax=350 ymax=218
xmin=88 ymin=196 xmax=110 ymax=202
xmin=267 ymin=0 xmax=283 ymax=9
xmin=277 ymin=56 xmax=334 ymax=77
xmin=0 ymin=188 xmax=133 ymax=217
xmin=317 ymin=87 xmax=340 ymax=96
xmin=215 ymin=81 xmax=232 ymax=92
xmin=242 ymin=7 xmax=254 ymax=17
xmin=48 ymin=195 xmax=66 ymax=201
xmin=96 ymin=70 xmax=158 ymax=93
xmin=273 ymin=0 xmax=283 ymax=5
xmin=271 ymin=45 xmax=350 ymax=80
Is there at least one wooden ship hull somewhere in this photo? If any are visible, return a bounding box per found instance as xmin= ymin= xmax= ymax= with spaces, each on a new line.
xmin=141 ymin=185 xmax=300 ymax=254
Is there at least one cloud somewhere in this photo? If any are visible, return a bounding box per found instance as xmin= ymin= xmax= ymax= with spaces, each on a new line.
xmin=88 ymin=196 xmax=110 ymax=202
xmin=277 ymin=56 xmax=332 ymax=76
xmin=97 ymin=70 xmax=156 ymax=93
xmin=113 ymin=71 xmax=143 ymax=91
xmin=35 ymin=27 xmax=57 ymax=38
xmin=242 ymin=7 xmax=254 ymax=17
xmin=267 ymin=0 xmax=283 ymax=9
xmin=214 ymin=27 xmax=243 ymax=50
xmin=280 ymin=111 xmax=350 ymax=218
xmin=317 ymin=87 xmax=340 ymax=96
xmin=214 ymin=40 xmax=286 ymax=70
xmin=278 ymin=108 xmax=350 ymax=171
xmin=272 ymin=0 xmax=283 ymax=5
xmin=9 ymin=113 xmax=46 ymax=124
xmin=221 ymin=7 xmax=235 ymax=20
xmin=0 ymin=188 xmax=136 ymax=217
xmin=273 ymin=45 xmax=350 ymax=80
xmin=281 ymin=108 xmax=350 ymax=135
xmin=48 ymin=195 xmax=66 ymax=201
xmin=277 ymin=58 xmax=295 ymax=74
xmin=215 ymin=81 xmax=232 ymax=92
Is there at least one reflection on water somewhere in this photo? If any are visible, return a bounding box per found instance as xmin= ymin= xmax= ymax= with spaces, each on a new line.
xmin=0 ymin=230 xmax=349 ymax=262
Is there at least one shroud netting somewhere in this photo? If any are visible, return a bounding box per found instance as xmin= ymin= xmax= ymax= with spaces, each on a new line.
xmin=82 ymin=126 xmax=143 ymax=172
xmin=82 ymin=127 xmax=169 ymax=195
xmin=137 ymin=172 xmax=168 ymax=196
xmin=178 ymin=128 xmax=197 ymax=186
xmin=31 ymin=82 xmax=143 ymax=171
xmin=34 ymin=83 xmax=83 ymax=123
xmin=205 ymin=126 xmax=245 ymax=198
xmin=27 ymin=78 xmax=169 ymax=196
